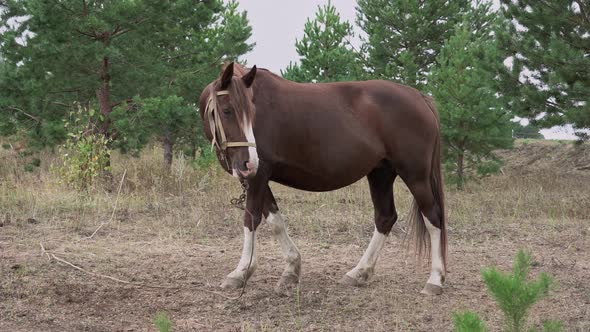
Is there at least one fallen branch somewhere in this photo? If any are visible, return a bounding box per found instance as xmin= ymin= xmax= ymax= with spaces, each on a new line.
xmin=42 ymin=243 xmax=243 ymax=300
xmin=50 ymin=252 xmax=143 ymax=286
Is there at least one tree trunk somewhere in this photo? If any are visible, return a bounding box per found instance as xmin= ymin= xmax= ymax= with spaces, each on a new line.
xmin=456 ymin=150 xmax=465 ymax=190
xmin=190 ymin=144 xmax=198 ymax=160
xmin=95 ymin=54 xmax=114 ymax=183
xmin=96 ymin=56 xmax=112 ymax=135
xmin=163 ymin=138 xmax=174 ymax=168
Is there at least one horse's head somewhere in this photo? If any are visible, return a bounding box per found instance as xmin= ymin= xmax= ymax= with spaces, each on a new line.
xmin=200 ymin=62 xmax=259 ymax=179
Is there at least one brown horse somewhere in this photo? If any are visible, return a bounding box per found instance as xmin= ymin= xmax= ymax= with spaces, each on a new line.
xmin=199 ymin=62 xmax=447 ymax=295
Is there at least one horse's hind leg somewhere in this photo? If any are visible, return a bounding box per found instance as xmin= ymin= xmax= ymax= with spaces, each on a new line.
xmin=340 ymin=167 xmax=397 ymax=286
xmin=405 ymin=178 xmax=446 ymax=295
xmin=263 ymin=186 xmax=302 ymax=295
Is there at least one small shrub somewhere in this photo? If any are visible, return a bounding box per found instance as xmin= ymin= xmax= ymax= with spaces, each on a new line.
xmin=194 ymin=146 xmax=217 ymax=169
xmin=153 ymin=311 xmax=173 ymax=332
xmin=453 ymin=250 xmax=561 ymax=332
xmin=55 ymin=132 xmax=111 ymax=190
xmin=53 ymin=105 xmax=112 ymax=190
xmin=453 ymin=311 xmax=487 ymax=332
xmin=482 ymin=250 xmax=553 ymax=332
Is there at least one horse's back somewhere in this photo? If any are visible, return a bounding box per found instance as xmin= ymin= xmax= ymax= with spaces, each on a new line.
xmin=255 ymin=74 xmax=440 ymax=190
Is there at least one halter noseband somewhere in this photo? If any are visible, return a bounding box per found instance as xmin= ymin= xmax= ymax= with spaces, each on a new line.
xmin=205 ymin=90 xmax=256 ymax=156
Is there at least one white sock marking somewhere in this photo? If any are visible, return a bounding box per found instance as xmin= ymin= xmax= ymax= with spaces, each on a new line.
xmin=423 ymin=214 xmax=444 ymax=287
xmin=346 ymin=227 xmax=387 ymax=280
xmin=227 ymin=227 xmax=257 ymax=280
xmin=266 ymin=212 xmax=300 ymax=277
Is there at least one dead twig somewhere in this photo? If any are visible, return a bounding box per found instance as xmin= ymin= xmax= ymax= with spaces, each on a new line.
xmin=50 ymin=252 xmax=143 ymax=286
xmin=83 ymin=169 xmax=126 ymax=240
xmin=40 ymin=243 xmax=51 ymax=261
xmin=41 ymin=244 xmax=245 ymax=300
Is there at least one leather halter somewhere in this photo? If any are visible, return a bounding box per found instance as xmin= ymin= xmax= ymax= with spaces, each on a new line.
xmin=205 ymin=90 xmax=256 ymax=155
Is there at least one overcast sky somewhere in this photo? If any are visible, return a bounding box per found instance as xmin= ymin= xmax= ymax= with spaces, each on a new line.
xmin=234 ymin=0 xmax=579 ymax=139
xmin=235 ymin=0 xmax=359 ymax=74
xmin=235 ymin=0 xmax=502 ymax=73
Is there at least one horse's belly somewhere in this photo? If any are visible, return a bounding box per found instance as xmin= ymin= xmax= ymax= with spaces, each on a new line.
xmin=271 ymin=173 xmax=364 ymax=192
xmin=270 ymin=155 xmax=380 ymax=192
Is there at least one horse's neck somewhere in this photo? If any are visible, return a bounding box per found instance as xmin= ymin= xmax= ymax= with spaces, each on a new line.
xmin=252 ymin=70 xmax=284 ymax=103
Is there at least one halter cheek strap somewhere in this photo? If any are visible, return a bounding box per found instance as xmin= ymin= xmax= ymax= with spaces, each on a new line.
xmin=205 ymin=90 xmax=257 ymax=154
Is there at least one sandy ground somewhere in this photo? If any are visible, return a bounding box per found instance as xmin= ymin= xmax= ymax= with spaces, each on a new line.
xmin=1 ymin=207 xmax=589 ymax=331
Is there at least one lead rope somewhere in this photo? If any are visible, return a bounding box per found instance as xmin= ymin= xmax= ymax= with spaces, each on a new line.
xmin=230 ymin=181 xmax=248 ymax=210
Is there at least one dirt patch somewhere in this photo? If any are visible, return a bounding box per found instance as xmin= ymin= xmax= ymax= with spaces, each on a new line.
xmin=1 ymin=213 xmax=589 ymax=331
xmin=497 ymin=140 xmax=590 ymax=175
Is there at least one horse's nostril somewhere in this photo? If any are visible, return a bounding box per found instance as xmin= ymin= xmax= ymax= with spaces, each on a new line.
xmin=244 ymin=161 xmax=249 ymax=170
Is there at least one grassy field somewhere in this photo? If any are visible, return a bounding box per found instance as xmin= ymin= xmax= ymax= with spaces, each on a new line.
xmin=1 ymin=141 xmax=589 ymax=331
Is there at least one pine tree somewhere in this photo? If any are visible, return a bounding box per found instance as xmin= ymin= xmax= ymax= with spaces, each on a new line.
xmin=107 ymin=0 xmax=254 ymax=166
xmin=0 ymin=56 xmax=23 ymax=139
xmin=0 ymin=0 xmax=253 ymax=166
xmin=497 ymin=0 xmax=590 ymax=139
xmin=356 ymin=0 xmax=472 ymax=89
xmin=281 ymin=1 xmax=361 ymax=83
xmin=430 ymin=6 xmax=513 ymax=189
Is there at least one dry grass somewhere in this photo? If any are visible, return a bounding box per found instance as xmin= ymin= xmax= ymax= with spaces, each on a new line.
xmin=1 ymin=141 xmax=589 ymax=331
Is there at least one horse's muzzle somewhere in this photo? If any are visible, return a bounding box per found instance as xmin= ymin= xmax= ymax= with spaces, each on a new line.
xmin=238 ymin=161 xmax=257 ymax=179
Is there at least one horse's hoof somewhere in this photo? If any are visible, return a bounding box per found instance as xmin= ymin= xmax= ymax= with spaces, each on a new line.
xmin=420 ymin=283 xmax=443 ymax=295
xmin=338 ymin=274 xmax=367 ymax=287
xmin=221 ymin=276 xmax=244 ymax=290
xmin=274 ymin=274 xmax=299 ymax=297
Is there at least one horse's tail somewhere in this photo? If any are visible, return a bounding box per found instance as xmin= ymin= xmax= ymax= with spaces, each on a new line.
xmin=406 ymin=95 xmax=447 ymax=271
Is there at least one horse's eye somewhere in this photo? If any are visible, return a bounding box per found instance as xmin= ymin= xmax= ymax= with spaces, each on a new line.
xmin=222 ymin=108 xmax=231 ymax=116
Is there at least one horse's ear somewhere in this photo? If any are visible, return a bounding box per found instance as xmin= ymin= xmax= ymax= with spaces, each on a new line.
xmin=220 ymin=62 xmax=234 ymax=90
xmin=242 ymin=65 xmax=257 ymax=88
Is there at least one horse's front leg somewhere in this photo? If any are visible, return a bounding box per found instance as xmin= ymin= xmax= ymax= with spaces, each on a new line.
xmin=262 ymin=185 xmax=301 ymax=296
xmin=221 ymin=178 xmax=266 ymax=290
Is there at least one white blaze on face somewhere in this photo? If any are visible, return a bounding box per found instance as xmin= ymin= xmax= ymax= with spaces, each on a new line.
xmin=243 ymin=114 xmax=259 ymax=170
xmin=423 ymin=214 xmax=445 ymax=287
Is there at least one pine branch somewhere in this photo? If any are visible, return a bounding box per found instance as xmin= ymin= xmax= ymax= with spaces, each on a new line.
xmin=110 ymin=98 xmax=134 ymax=109
xmin=47 ymin=87 xmax=82 ymax=95
xmin=4 ymin=106 xmax=40 ymax=122
xmin=538 ymin=0 xmax=584 ymax=27
xmin=111 ymin=17 xmax=149 ymax=39
xmin=165 ymin=51 xmax=204 ymax=61
xmin=75 ymin=29 xmax=97 ymax=39
xmin=56 ymin=2 xmax=76 ymax=15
